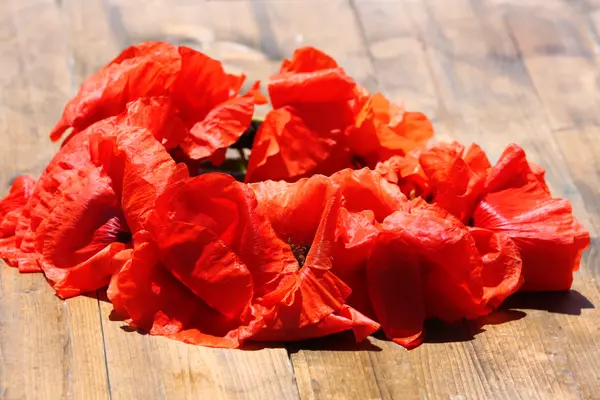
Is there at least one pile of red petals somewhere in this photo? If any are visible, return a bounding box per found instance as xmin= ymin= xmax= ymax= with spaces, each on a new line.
xmin=0 ymin=42 xmax=590 ymax=349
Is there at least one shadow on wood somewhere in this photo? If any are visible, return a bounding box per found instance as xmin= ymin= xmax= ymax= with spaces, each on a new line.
xmin=501 ymin=289 xmax=594 ymax=315
xmin=286 ymin=331 xmax=383 ymax=353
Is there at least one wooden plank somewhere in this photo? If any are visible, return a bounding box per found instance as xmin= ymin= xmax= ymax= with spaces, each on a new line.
xmin=552 ymin=126 xmax=600 ymax=397
xmin=0 ymin=1 xmax=110 ymax=399
xmin=68 ymin=2 xmax=300 ymax=398
xmin=253 ymin=2 xmax=390 ymax=398
xmin=505 ymin=1 xmax=600 ymax=130
xmin=100 ymin=298 xmax=298 ymax=399
xmin=355 ymin=1 xmax=600 ymax=398
xmin=353 ymin=0 xmax=441 ymax=120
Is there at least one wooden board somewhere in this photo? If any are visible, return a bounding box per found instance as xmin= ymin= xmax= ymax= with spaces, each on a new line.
xmin=0 ymin=0 xmax=598 ymax=399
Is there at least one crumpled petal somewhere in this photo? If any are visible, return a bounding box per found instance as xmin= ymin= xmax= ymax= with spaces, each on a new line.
xmin=474 ymin=182 xmax=589 ymax=291
xmin=329 ymin=168 xmax=408 ymax=318
xmin=34 ymin=164 xmax=130 ymax=298
xmin=367 ymin=235 xmax=425 ymax=348
xmin=0 ymin=176 xmax=36 ymax=220
xmin=50 ymin=42 xmax=181 ymax=141
xmin=469 ymin=227 xmax=523 ymax=307
xmin=180 ymin=86 xmax=261 ymax=160
xmin=419 ymin=142 xmax=486 ymax=222
xmin=269 ymin=47 xmax=356 ymax=108
xmin=245 ymin=106 xmax=347 ymax=182
xmin=375 ymin=141 xmax=490 ymax=223
xmin=348 ymin=93 xmax=433 ymax=167
xmin=5 ymin=130 xmax=102 ymax=272
xmin=250 ymin=174 xmax=380 ymax=340
xmin=364 ymin=200 xmax=522 ymax=348
xmin=107 ymin=238 xmax=259 ymax=348
xmin=51 ymin=42 xmax=254 ymax=164
xmin=484 ymin=143 xmax=548 ymax=193
xmin=90 ymin=114 xmax=189 ymax=233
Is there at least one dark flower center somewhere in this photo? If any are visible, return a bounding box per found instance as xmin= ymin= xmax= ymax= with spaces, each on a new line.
xmin=288 ymin=239 xmax=311 ymax=269
xmin=116 ymin=230 xmax=132 ymax=243
xmin=351 ymin=155 xmax=366 ymax=169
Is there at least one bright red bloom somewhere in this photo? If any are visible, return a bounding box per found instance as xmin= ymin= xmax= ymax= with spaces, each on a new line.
xmin=0 ymin=125 xmax=132 ymax=298
xmin=50 ymin=42 xmax=181 ymax=141
xmin=0 ymin=176 xmax=36 ymax=220
xmin=246 ymin=48 xmax=357 ymax=182
xmin=473 ymin=144 xmax=589 ymax=291
xmin=250 ymin=174 xmax=381 ymax=341
xmin=376 ymin=141 xmax=491 ymax=223
xmin=328 ymin=168 xmax=408 ymax=318
xmin=246 ymin=47 xmax=433 ymax=183
xmin=347 ymin=93 xmax=433 ymax=168
xmin=0 ymin=176 xmax=36 ymax=265
xmin=50 ymin=42 xmax=260 ymax=163
xmin=367 ymin=201 xmax=522 ymax=348
xmin=108 ymin=173 xmax=378 ymax=347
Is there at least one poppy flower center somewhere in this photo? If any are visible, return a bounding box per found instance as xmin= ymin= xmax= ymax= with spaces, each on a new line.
xmin=116 ymin=230 xmax=132 ymax=243
xmin=351 ymin=155 xmax=366 ymax=169
xmin=288 ymin=239 xmax=311 ymax=268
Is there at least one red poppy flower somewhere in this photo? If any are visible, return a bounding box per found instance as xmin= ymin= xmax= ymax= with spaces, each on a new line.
xmin=327 ymin=168 xmax=408 ymax=318
xmin=366 ymin=201 xmax=522 ymax=348
xmin=346 ymin=93 xmax=433 ymax=168
xmin=246 ymin=47 xmax=433 ymax=183
xmin=50 ymin=42 xmax=260 ymax=163
xmin=246 ymin=48 xmax=357 ymax=183
xmin=108 ymin=172 xmax=378 ymax=347
xmin=250 ymin=174 xmax=380 ymax=341
xmin=50 ymin=42 xmax=181 ymax=142
xmin=473 ymin=144 xmax=589 ymax=291
xmin=0 ymin=176 xmax=36 ymax=264
xmin=1 ymin=129 xmax=103 ymax=272
xmin=376 ymin=141 xmax=491 ymax=223
xmin=0 ymin=176 xmax=36 ymax=220
xmin=34 ymin=164 xmax=129 ymax=299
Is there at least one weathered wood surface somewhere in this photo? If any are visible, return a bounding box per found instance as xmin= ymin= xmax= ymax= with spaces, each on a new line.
xmin=0 ymin=0 xmax=598 ymax=399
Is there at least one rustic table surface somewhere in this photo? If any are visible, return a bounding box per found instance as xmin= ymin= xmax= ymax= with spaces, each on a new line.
xmin=1 ymin=0 xmax=599 ymax=399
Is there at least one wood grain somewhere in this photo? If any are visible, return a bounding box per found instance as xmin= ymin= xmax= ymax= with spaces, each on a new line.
xmin=0 ymin=0 xmax=599 ymax=399
xmin=64 ymin=2 xmax=300 ymax=398
xmin=0 ymin=1 xmax=109 ymax=399
xmin=355 ymin=1 xmax=600 ymax=399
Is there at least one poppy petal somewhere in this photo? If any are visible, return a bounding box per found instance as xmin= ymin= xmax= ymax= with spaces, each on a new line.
xmin=108 ymin=240 xmax=258 ymax=348
xmin=50 ymin=42 xmax=180 ymax=141
xmin=473 ymin=182 xmax=589 ymax=291
xmin=469 ymin=227 xmax=523 ymax=308
xmin=246 ymin=107 xmax=340 ymax=182
xmin=367 ymin=233 xmax=426 ymax=348
xmin=0 ymin=176 xmax=36 ymax=220
xmin=349 ymin=94 xmax=433 ymax=167
xmin=180 ymin=91 xmax=257 ymax=160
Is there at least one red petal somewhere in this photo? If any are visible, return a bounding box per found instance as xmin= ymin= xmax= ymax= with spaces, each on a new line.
xmin=269 ymin=69 xmax=356 ymax=109
xmin=348 ymin=94 xmax=433 ymax=167
xmin=469 ymin=227 xmax=523 ymax=308
xmin=485 ymin=143 xmax=548 ymax=193
xmin=419 ymin=142 xmax=485 ymax=222
xmin=279 ymin=47 xmax=340 ymax=73
xmin=108 ymin=240 xmax=258 ymax=348
xmin=367 ymin=232 xmax=425 ymax=349
xmin=473 ymin=183 xmax=589 ymax=291
xmin=245 ymin=107 xmax=341 ymax=182
xmin=50 ymin=42 xmax=180 ymax=141
xmin=34 ymin=164 xmax=129 ymax=297
xmin=180 ymin=91 xmax=256 ymax=160
xmin=382 ymin=204 xmax=486 ymax=322
xmin=331 ymin=168 xmax=408 ymax=222
xmin=171 ymin=46 xmax=245 ymax=124
xmin=0 ymin=176 xmax=36 ymax=220
xmin=90 ymin=110 xmax=189 ymax=233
